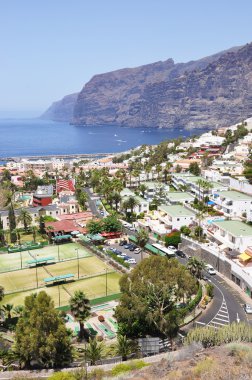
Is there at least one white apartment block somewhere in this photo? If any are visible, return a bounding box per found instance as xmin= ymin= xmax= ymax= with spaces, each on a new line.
xmin=158 ymin=204 xmax=195 ymax=230
xmin=213 ymin=190 xmax=252 ymax=218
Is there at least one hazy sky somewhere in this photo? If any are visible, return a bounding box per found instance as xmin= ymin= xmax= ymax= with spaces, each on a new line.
xmin=1 ymin=0 xmax=252 ymax=116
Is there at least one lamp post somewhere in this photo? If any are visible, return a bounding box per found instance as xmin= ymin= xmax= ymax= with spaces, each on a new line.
xmin=75 ymin=248 xmax=80 ymax=279
xmin=105 ymin=268 xmax=108 ymax=296
xmin=58 ymin=285 xmax=61 ymax=307
xmin=58 ymin=244 xmax=60 ymax=262
xmin=19 ymin=245 xmax=23 ymax=269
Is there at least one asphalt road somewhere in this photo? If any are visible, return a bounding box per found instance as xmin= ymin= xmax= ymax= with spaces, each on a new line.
xmin=84 ymin=187 xmax=103 ymax=217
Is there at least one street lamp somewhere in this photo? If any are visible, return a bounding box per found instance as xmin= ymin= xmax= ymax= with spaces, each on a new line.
xmin=75 ymin=248 xmax=80 ymax=279
xmin=105 ymin=268 xmax=108 ymax=296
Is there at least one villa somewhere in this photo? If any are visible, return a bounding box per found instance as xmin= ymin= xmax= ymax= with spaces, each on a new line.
xmin=157 ymin=204 xmax=196 ymax=230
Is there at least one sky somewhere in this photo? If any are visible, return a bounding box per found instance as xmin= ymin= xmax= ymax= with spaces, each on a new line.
xmin=1 ymin=0 xmax=252 ymax=117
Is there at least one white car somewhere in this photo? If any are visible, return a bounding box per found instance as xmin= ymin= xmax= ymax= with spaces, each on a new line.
xmin=244 ymin=304 xmax=252 ymax=314
xmin=126 ymin=258 xmax=137 ymax=264
xmin=168 ymin=246 xmax=177 ymax=251
xmin=207 ymin=266 xmax=217 ymax=275
xmin=134 ymin=247 xmax=141 ymax=253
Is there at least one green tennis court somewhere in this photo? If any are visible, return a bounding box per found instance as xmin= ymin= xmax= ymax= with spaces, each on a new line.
xmin=2 ymin=272 xmax=122 ymax=307
xmin=0 ymin=266 xmax=48 ymax=292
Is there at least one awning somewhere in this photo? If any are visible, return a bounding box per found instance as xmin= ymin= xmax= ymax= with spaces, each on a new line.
xmin=207 ymin=201 xmax=215 ymax=206
xmin=239 ymin=252 xmax=252 ymax=262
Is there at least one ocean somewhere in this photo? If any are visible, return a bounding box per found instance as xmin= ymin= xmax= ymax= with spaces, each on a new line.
xmin=0 ymin=118 xmax=206 ymax=159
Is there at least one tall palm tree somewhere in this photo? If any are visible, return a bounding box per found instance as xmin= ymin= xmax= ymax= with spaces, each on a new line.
xmin=69 ymin=291 xmax=91 ymax=339
xmin=0 ymin=286 xmax=4 ymax=302
xmin=17 ymin=209 xmax=32 ymax=232
xmin=201 ymin=180 xmax=214 ymax=205
xmin=187 ymin=257 xmax=206 ymax=279
xmin=115 ymin=169 xmax=127 ymax=187
xmin=112 ymin=192 xmax=122 ymax=212
xmin=136 ymin=228 xmax=149 ymax=260
xmin=196 ymin=179 xmax=205 ymax=201
xmin=85 ymin=337 xmax=104 ymax=365
xmin=122 ymin=196 xmax=139 ymax=221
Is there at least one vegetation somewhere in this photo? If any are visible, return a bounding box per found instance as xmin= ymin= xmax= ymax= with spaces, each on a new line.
xmin=86 ymin=215 xmax=122 ymax=234
xmin=85 ymin=337 xmax=104 ymax=365
xmin=115 ymin=256 xmax=197 ymax=338
xmin=189 ymin=162 xmax=201 ymax=176
xmin=135 ymin=228 xmax=149 ymax=260
xmin=185 ymin=322 xmax=252 ymax=348
xmin=187 ymin=257 xmax=206 ymax=279
xmin=69 ymin=291 xmax=91 ymax=339
xmin=164 ymin=230 xmax=181 ymax=247
xmin=15 ymin=291 xmax=72 ymax=368
xmin=17 ymin=209 xmax=32 ymax=232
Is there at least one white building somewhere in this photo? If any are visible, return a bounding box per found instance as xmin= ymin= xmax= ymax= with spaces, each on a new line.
xmin=120 ymin=188 xmax=149 ymax=215
xmin=213 ymin=190 xmax=252 ymax=218
xmin=192 ymin=132 xmax=225 ymax=147
xmin=207 ymin=220 xmax=252 ymax=253
xmin=166 ymin=192 xmax=194 ymax=205
xmin=158 ymin=204 xmax=196 ymax=230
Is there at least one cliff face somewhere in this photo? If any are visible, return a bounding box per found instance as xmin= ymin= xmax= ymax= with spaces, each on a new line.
xmin=41 ymin=93 xmax=78 ymax=122
xmin=42 ymin=44 xmax=252 ymax=128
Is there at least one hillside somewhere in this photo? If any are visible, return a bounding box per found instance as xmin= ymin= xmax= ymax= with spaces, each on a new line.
xmin=42 ymin=44 xmax=252 ymax=129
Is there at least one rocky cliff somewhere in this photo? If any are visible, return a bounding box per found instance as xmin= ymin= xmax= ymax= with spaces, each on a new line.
xmin=42 ymin=44 xmax=252 ymax=129
xmin=41 ymin=93 xmax=78 ymax=122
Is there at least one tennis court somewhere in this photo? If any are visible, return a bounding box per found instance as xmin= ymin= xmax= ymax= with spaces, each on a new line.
xmin=2 ymin=271 xmax=121 ymax=307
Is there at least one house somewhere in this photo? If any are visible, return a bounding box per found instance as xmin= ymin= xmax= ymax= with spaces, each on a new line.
xmin=33 ymin=185 xmax=54 ymax=207
xmin=213 ymin=190 xmax=252 ymax=218
xmin=166 ymin=192 xmax=194 ymax=205
xmin=207 ymin=220 xmax=252 ymax=253
xmin=143 ymin=182 xmax=169 ymax=202
xmin=0 ymin=204 xmax=60 ymax=230
xmin=157 ymin=204 xmax=196 ymax=230
xmin=120 ymin=188 xmax=149 ymax=215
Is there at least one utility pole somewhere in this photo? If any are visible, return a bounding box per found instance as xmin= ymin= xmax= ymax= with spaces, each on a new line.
xmin=105 ymin=268 xmax=108 ymax=296
xmin=75 ymin=248 xmax=80 ymax=279
xmin=58 ymin=244 xmax=60 ymax=262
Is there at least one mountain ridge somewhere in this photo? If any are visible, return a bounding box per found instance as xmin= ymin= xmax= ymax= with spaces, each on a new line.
xmin=42 ymin=44 xmax=252 ymax=129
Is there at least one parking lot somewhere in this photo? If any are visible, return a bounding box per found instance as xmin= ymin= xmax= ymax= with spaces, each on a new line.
xmin=106 ymin=238 xmax=149 ymax=265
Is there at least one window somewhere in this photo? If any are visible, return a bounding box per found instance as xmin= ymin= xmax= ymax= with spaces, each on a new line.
xmin=177 ymin=218 xmax=180 ymax=221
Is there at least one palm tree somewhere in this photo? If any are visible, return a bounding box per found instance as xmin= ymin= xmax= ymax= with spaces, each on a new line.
xmin=2 ymin=304 xmax=14 ymax=320
xmin=136 ymin=228 xmax=149 ymax=261
xmin=122 ymin=196 xmax=139 ymax=221
xmin=17 ymin=209 xmax=32 ymax=232
xmin=13 ymin=305 xmax=24 ymax=317
xmin=116 ymin=335 xmax=132 ymax=361
xmin=139 ymin=184 xmax=147 ymax=198
xmin=69 ymin=291 xmax=91 ymax=339
xmin=45 ymin=225 xmax=54 ymax=243
xmin=187 ymin=257 xmax=206 ymax=279
xmin=112 ymin=192 xmax=122 ymax=212
xmin=85 ymin=338 xmax=104 ymax=365
xmin=196 ymin=179 xmax=205 ymax=201
xmin=0 ymin=286 xmax=4 ymax=302
xmin=115 ymin=169 xmax=127 ymax=187
xmin=196 ymin=211 xmax=205 ymax=240
xmin=201 ymin=180 xmax=214 ymax=205
xmin=32 ymin=226 xmax=38 ymax=243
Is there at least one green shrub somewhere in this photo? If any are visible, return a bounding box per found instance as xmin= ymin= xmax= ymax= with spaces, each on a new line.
xmin=48 ymin=372 xmax=75 ymax=380
xmin=110 ymin=360 xmax=148 ymax=376
xmin=206 ymin=283 xmax=214 ymax=298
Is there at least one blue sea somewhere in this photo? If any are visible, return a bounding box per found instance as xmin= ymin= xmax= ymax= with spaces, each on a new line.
xmin=0 ymin=118 xmax=206 ymax=159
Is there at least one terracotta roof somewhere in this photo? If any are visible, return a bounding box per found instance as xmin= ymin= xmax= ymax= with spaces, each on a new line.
xmin=58 ymin=212 xmax=93 ymax=221
xmin=45 ymin=220 xmax=87 ymax=234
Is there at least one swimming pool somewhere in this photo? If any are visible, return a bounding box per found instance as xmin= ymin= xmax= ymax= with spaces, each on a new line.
xmin=19 ymin=195 xmax=31 ymax=201
xmin=207 ymin=218 xmax=225 ymax=224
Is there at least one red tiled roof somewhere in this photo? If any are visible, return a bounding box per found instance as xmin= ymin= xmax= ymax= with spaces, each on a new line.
xmin=45 ymin=220 xmax=87 ymax=234
xmin=58 ymin=212 xmax=93 ymax=221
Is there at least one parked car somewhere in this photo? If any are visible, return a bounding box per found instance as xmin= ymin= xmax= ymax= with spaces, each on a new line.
xmin=134 ymin=247 xmax=141 ymax=253
xmin=168 ymin=246 xmax=177 ymax=251
xmin=124 ymin=244 xmax=131 ymax=249
xmin=244 ymin=304 xmax=252 ymax=314
xmin=122 ymin=255 xmax=131 ymax=261
xmin=126 ymin=258 xmax=137 ymax=264
xmin=114 ymin=249 xmax=122 ymax=255
xmin=176 ymin=250 xmax=186 ymax=258
xmin=129 ymin=244 xmax=137 ymax=251
xmin=119 ymin=240 xmax=127 ymax=246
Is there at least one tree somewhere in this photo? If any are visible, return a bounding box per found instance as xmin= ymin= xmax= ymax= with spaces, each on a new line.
xmin=122 ymin=196 xmax=139 ymax=221
xmin=86 ymin=220 xmax=103 ymax=235
xmin=46 ymin=225 xmax=54 ymax=243
xmin=164 ymin=230 xmax=181 ymax=247
xmin=180 ymin=225 xmax=191 ymax=236
xmin=0 ymin=286 xmax=4 ymax=302
xmin=115 ymin=256 xmax=197 ymax=339
xmin=135 ymin=228 xmax=149 ymax=260
xmin=8 ymin=206 xmax=17 ymax=243
xmin=2 ymin=303 xmax=14 ymax=319
xmin=17 ymin=209 xmax=32 ymax=232
xmin=112 ymin=192 xmax=121 ymax=212
xmin=187 ymin=257 xmax=206 ymax=279
xmin=116 ymin=335 xmax=133 ymax=361
xmin=139 ymin=184 xmax=147 ymax=198
xmin=0 ymin=215 xmax=5 ymax=246
xmin=85 ymin=337 xmax=104 ymax=365
xmin=102 ymin=215 xmax=122 ymax=232
xmin=15 ymin=291 xmax=72 ymax=368
xmin=189 ymin=162 xmax=201 ymax=176
xmin=69 ymin=291 xmax=91 ymax=339
xmin=196 ymin=179 xmax=205 ymax=201
xmin=39 ymin=215 xmax=46 ymax=234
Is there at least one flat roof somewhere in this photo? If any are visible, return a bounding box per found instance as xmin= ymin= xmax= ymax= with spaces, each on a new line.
xmin=216 ymin=190 xmax=252 ymax=201
xmin=213 ymin=220 xmax=252 ymax=237
xmin=44 ymin=273 xmax=74 ymax=283
xmin=144 ymin=181 xmax=164 ymax=189
xmin=27 ymin=256 xmax=55 ymax=265
xmin=166 ymin=192 xmax=193 ymax=201
xmin=158 ymin=205 xmax=195 ymax=217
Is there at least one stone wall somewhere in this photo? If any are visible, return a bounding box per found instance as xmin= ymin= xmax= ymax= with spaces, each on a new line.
xmin=179 ymin=237 xmax=232 ymax=279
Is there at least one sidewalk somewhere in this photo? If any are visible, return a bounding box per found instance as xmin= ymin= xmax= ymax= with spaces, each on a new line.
xmin=218 ymin=271 xmax=252 ymax=305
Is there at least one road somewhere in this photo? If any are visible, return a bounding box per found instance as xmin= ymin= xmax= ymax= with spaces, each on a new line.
xmin=84 ymin=187 xmax=101 ymax=217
